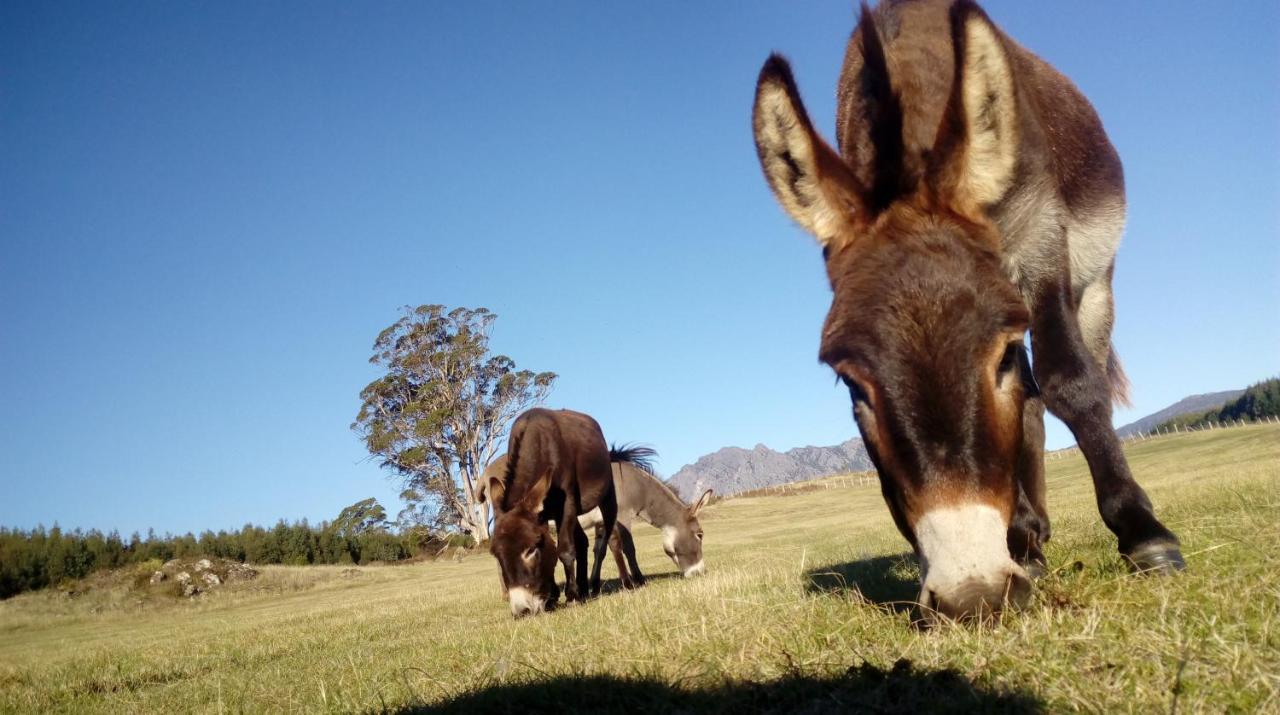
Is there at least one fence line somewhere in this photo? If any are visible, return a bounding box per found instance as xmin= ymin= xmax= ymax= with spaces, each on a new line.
xmin=718 ymin=418 xmax=1277 ymax=498
xmin=720 ymin=418 xmax=1278 ymax=497
xmin=1046 ymin=414 xmax=1278 ymax=461
xmin=722 ymin=471 xmax=880 ymax=501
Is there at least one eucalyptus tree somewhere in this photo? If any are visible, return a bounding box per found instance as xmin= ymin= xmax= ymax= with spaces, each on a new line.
xmin=352 ymin=305 xmax=555 ymax=542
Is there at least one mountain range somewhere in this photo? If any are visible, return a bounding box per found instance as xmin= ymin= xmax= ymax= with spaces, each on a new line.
xmin=668 ymin=437 xmax=872 ymax=501
xmin=668 ymin=387 xmax=1246 ymax=500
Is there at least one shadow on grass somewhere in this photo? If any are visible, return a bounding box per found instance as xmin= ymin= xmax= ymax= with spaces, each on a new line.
xmin=394 ymin=659 xmax=1043 ymax=714
xmin=595 ymin=570 xmax=683 ymax=595
xmin=804 ymin=553 xmax=920 ymax=615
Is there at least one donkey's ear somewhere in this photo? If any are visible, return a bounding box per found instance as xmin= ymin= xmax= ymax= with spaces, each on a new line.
xmin=477 ymin=455 xmax=506 ymax=505
xmin=849 ymin=2 xmax=909 ymax=213
xmin=479 ymin=476 xmax=503 ymax=508
xmin=517 ymin=469 xmax=553 ymax=515
xmin=753 ymin=54 xmax=865 ymax=249
xmin=930 ymin=0 xmax=1019 ymax=207
xmin=690 ymin=489 xmax=713 ymax=517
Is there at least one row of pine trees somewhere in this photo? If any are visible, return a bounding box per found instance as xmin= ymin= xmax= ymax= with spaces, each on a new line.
xmin=1156 ymin=378 xmax=1280 ymax=432
xmin=0 ymin=515 xmax=429 ymax=600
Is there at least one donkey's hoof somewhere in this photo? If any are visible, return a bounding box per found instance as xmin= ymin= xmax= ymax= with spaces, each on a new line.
xmin=1022 ymin=561 xmax=1047 ymax=580
xmin=1124 ymin=542 xmax=1186 ymax=574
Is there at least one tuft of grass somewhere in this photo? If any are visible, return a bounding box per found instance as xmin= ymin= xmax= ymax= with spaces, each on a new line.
xmin=0 ymin=424 xmax=1276 ymax=713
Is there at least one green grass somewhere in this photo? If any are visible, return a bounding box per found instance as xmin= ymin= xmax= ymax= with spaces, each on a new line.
xmin=2 ymin=424 xmax=1277 ymax=713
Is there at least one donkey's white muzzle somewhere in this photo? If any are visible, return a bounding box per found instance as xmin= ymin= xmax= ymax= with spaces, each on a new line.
xmin=507 ymin=587 xmax=545 ymax=618
xmin=914 ymin=503 xmax=1030 ymax=620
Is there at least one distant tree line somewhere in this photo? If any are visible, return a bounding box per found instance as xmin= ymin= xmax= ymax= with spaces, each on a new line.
xmin=0 ymin=498 xmax=447 ymax=600
xmin=1157 ymin=378 xmax=1280 ymax=432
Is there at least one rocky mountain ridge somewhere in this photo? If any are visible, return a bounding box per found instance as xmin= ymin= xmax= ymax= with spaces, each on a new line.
xmin=668 ymin=436 xmax=872 ymax=500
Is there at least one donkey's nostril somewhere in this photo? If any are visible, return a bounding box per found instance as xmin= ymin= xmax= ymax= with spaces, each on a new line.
xmin=927 ymin=573 xmax=1029 ymax=622
xmin=1005 ymin=569 xmax=1033 ymax=609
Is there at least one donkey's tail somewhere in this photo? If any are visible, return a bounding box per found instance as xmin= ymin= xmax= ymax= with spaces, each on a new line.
xmin=609 ymin=443 xmax=658 ymax=475
xmin=1107 ymin=344 xmax=1132 ymax=409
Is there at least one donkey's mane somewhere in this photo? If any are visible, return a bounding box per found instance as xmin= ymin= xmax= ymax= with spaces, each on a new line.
xmin=608 ymin=443 xmax=658 ymax=475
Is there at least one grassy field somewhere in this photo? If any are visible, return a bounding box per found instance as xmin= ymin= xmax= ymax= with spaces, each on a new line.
xmin=1 ymin=424 xmax=1277 ymax=713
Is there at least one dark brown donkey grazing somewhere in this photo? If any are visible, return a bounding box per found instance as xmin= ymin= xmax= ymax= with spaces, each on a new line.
xmin=751 ymin=0 xmax=1184 ymax=620
xmin=476 ymin=446 xmax=693 ymax=593
xmin=485 ymin=408 xmax=618 ymax=618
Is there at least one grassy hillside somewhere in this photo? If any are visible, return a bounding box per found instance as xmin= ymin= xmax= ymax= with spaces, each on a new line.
xmin=1 ymin=424 xmax=1277 ymax=713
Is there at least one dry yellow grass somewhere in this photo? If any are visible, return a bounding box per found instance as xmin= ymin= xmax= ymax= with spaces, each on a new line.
xmin=1 ymin=424 xmax=1277 ymax=713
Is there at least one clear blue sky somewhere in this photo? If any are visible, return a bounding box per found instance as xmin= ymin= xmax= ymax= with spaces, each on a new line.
xmin=2 ymin=2 xmax=1276 ymax=537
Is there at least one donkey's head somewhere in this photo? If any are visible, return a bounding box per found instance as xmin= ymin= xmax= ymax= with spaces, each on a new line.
xmin=752 ymin=2 xmax=1035 ymax=620
xmin=663 ymin=489 xmax=712 ymax=577
xmin=488 ymin=470 xmax=559 ymax=618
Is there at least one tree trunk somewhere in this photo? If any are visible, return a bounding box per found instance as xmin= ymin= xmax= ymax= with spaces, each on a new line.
xmin=471 ymin=502 xmax=491 ymax=543
xmin=455 ymin=484 xmax=491 ymax=544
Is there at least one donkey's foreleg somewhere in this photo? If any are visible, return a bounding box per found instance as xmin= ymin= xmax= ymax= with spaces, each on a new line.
xmin=557 ymin=501 xmax=583 ymax=602
xmin=1029 ymin=281 xmax=1184 ymax=573
xmin=572 ymin=524 xmax=589 ymax=601
xmin=617 ymin=523 xmax=645 ymax=586
xmin=1008 ymin=391 xmax=1049 ymax=576
xmin=591 ymin=489 xmax=618 ymax=597
xmin=608 ymin=530 xmax=635 ymax=589
xmin=591 ymin=525 xmax=613 ymax=591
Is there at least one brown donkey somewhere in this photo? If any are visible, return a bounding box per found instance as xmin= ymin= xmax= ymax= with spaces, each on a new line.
xmin=751 ymin=0 xmax=1184 ymax=620
xmin=485 ymin=408 xmax=617 ymax=617
xmin=477 ymin=446 xmax=695 ymax=593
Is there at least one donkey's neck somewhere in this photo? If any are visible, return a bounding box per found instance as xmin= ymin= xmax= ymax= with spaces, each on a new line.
xmin=620 ymin=464 xmax=687 ymax=528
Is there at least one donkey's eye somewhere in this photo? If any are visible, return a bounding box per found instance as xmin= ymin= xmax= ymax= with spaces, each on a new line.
xmin=839 ymin=374 xmax=870 ymax=405
xmin=997 ymin=343 xmax=1021 ymax=377
xmin=695 ymin=532 xmax=704 ymax=541
xmin=522 ymin=546 xmax=539 ymax=562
